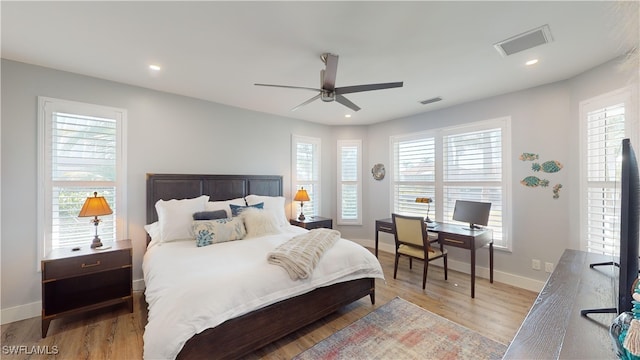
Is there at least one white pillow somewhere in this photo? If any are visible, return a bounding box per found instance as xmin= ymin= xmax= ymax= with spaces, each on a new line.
xmin=205 ymin=198 xmax=246 ymax=218
xmin=144 ymin=221 xmax=161 ymax=242
xmin=155 ymin=195 xmax=209 ymax=242
xmin=244 ymin=195 xmax=287 ymax=227
xmin=241 ymin=208 xmax=281 ymax=238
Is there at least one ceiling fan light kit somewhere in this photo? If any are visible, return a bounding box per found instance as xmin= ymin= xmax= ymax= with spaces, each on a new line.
xmin=255 ymin=53 xmax=403 ymax=112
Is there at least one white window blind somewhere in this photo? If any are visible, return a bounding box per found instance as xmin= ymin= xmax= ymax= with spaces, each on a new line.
xmin=391 ymin=118 xmax=511 ymax=249
xmin=292 ymin=135 xmax=321 ymax=218
xmin=338 ymin=140 xmax=362 ymax=225
xmin=443 ymin=127 xmax=505 ymax=246
xmin=392 ymin=134 xmax=436 ymax=217
xmin=38 ymin=97 xmax=127 ymax=258
xmin=584 ymin=102 xmax=626 ymax=256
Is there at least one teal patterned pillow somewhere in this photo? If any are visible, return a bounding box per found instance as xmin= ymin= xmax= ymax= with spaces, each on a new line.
xmin=192 ymin=218 xmax=247 ymax=247
xmin=229 ymin=202 xmax=264 ymax=216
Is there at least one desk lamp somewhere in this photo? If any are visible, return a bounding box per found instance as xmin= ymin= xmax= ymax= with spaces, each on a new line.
xmin=78 ymin=192 xmax=113 ymax=248
xmin=415 ymin=197 xmax=433 ymax=223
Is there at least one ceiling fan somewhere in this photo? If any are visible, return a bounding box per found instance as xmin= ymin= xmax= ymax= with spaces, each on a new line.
xmin=255 ymin=53 xmax=403 ymax=112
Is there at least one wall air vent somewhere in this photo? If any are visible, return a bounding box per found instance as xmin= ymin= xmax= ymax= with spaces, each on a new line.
xmin=494 ymin=24 xmax=553 ymax=57
xmin=420 ymin=97 xmax=442 ymax=105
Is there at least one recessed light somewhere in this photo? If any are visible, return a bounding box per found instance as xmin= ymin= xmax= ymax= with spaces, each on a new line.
xmin=345 ymin=114 xmax=352 ymax=118
xmin=525 ymin=59 xmax=539 ymax=66
xmin=149 ymin=64 xmax=161 ymax=71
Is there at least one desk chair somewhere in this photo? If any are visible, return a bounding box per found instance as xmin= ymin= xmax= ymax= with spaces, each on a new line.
xmin=392 ymin=213 xmax=448 ymax=289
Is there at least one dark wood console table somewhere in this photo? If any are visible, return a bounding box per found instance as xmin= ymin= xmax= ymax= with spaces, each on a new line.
xmin=375 ymin=218 xmax=493 ymax=298
xmin=503 ymin=249 xmax=615 ymax=359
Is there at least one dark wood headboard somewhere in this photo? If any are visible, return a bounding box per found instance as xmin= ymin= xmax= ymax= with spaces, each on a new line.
xmin=146 ymin=174 xmax=283 ymax=224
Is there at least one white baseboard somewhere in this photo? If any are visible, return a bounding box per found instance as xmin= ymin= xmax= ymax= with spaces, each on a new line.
xmin=1 ymin=279 xmax=147 ymax=325
xmin=351 ymin=238 xmax=545 ymax=293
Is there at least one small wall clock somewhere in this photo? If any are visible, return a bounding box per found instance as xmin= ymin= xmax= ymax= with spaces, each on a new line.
xmin=371 ymin=163 xmax=385 ymax=180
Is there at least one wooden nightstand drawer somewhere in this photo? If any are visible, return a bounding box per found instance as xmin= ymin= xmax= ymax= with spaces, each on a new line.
xmin=41 ymin=240 xmax=133 ymax=337
xmin=42 ymin=250 xmax=131 ymax=280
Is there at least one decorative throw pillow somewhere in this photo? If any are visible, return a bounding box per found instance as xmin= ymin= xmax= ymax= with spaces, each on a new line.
xmin=192 ymin=217 xmax=247 ymax=247
xmin=192 ymin=210 xmax=228 ymax=220
xmin=229 ymin=202 xmax=264 ymax=216
xmin=155 ymin=195 xmax=209 ymax=242
xmin=245 ymin=195 xmax=288 ymax=227
xmin=241 ymin=207 xmax=281 ymax=238
xmin=204 ymin=198 xmax=247 ymax=218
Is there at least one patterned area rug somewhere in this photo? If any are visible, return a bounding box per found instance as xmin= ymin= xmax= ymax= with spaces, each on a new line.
xmin=294 ymin=297 xmax=507 ymax=360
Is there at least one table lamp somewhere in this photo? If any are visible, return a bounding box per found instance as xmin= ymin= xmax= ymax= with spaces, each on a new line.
xmin=78 ymin=191 xmax=113 ymax=248
xmin=415 ymin=197 xmax=433 ymax=223
xmin=294 ymin=188 xmax=310 ymax=221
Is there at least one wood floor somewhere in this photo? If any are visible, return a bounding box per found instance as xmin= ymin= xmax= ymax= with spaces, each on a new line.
xmin=1 ymin=250 xmax=537 ymax=360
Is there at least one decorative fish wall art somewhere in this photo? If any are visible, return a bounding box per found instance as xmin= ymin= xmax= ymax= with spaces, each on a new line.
xmin=532 ymin=160 xmax=563 ymax=173
xmin=519 ymin=152 xmax=563 ymax=199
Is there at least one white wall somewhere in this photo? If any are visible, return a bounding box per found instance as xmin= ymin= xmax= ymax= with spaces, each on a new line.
xmin=1 ymin=56 xmax=635 ymax=322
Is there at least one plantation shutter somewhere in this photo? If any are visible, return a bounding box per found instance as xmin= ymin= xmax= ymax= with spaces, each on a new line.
xmin=338 ymin=140 xmax=361 ymax=224
xmin=39 ymin=97 xmax=126 ymax=254
xmin=293 ymin=135 xmax=321 ymax=217
xmin=392 ymin=135 xmax=436 ymax=216
xmin=585 ymin=103 xmax=625 ymax=256
xmin=442 ymin=127 xmax=504 ymax=246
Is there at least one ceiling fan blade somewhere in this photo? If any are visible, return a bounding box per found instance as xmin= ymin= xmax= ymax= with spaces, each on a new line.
xmin=322 ymin=53 xmax=339 ymax=91
xmin=254 ymin=83 xmax=320 ymax=92
xmin=335 ymin=81 xmax=403 ymax=95
xmin=291 ymin=93 xmax=322 ymax=111
xmin=335 ymin=94 xmax=361 ymax=112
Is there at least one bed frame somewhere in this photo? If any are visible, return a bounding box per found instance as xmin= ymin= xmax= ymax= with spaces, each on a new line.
xmin=146 ymin=173 xmax=376 ymax=360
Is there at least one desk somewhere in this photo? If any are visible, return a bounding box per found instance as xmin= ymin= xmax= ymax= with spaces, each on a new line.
xmin=503 ymin=249 xmax=615 ymax=359
xmin=375 ymin=218 xmax=493 ymax=298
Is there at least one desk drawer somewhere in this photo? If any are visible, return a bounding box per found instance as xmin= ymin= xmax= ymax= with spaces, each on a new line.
xmin=439 ymin=233 xmax=472 ymax=249
xmin=43 ymin=250 xmax=131 ymax=280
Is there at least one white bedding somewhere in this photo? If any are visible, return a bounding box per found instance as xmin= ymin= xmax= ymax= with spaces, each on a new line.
xmin=142 ymin=225 xmax=384 ymax=360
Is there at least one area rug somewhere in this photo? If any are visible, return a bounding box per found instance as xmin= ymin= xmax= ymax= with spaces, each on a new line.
xmin=294 ymin=297 xmax=507 ymax=360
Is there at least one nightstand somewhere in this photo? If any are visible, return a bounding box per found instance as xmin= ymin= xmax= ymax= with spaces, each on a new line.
xmin=41 ymin=239 xmax=133 ymax=337
xmin=289 ymin=216 xmax=333 ymax=230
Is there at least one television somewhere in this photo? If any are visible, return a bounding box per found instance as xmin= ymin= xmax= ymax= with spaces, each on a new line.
xmin=617 ymin=138 xmax=639 ymax=314
xmin=582 ymin=138 xmax=640 ymax=316
xmin=452 ymin=200 xmax=491 ymax=230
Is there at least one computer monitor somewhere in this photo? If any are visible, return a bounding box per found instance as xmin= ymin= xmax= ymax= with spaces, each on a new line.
xmin=452 ymin=200 xmax=491 ymax=230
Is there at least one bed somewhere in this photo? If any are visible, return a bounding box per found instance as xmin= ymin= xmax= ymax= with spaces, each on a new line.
xmin=143 ymin=173 xmax=383 ymax=360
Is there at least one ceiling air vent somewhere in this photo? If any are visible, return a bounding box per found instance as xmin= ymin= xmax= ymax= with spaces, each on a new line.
xmin=494 ymin=24 xmax=553 ymax=57
xmin=420 ymin=97 xmax=442 ymax=105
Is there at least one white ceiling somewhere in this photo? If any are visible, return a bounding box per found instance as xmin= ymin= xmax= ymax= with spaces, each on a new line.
xmin=2 ymin=1 xmax=637 ymax=125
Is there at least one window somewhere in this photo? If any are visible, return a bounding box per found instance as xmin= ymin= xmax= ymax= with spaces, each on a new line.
xmin=337 ymin=140 xmax=362 ymax=225
xmin=391 ymin=117 xmax=511 ymax=249
xmin=580 ymin=88 xmax=636 ymax=256
xmin=38 ymin=97 xmax=127 ymax=260
xmin=292 ymin=135 xmax=321 ymax=218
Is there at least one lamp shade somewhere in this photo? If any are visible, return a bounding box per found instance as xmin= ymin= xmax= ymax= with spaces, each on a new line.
xmin=415 ymin=197 xmax=432 ymax=203
xmin=294 ymin=188 xmax=310 ymax=202
xmin=78 ymin=192 xmax=113 ymax=217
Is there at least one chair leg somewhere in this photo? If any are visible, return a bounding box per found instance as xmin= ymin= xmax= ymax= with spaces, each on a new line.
xmin=422 ymin=260 xmax=428 ymax=289
xmin=409 ymin=257 xmax=413 ymax=269
xmin=394 ymin=253 xmax=399 ymax=279
xmin=444 ymin=254 xmax=448 ymax=280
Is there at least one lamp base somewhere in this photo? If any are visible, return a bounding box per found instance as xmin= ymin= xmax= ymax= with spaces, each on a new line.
xmin=425 ymin=216 xmax=433 ymax=223
xmin=298 ymin=213 xmax=306 ymax=221
xmin=90 ymin=236 xmax=103 ymax=249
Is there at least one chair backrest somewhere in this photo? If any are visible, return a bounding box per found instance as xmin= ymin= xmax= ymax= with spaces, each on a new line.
xmin=392 ymin=213 xmax=429 ymax=249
